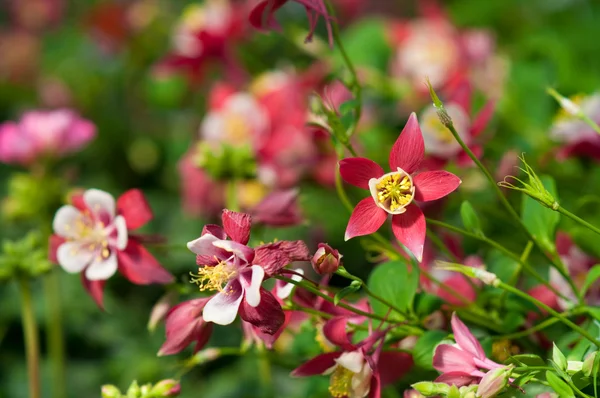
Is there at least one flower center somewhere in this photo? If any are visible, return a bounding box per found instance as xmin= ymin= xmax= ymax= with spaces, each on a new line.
xmin=191 ymin=260 xmax=237 ymax=292
xmin=64 ymin=212 xmax=111 ymax=259
xmin=329 ymin=365 xmax=354 ymax=398
xmin=373 ymin=171 xmax=414 ymax=213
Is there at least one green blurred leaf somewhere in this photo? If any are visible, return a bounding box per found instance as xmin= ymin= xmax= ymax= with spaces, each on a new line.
xmin=506 ymin=354 xmax=546 ymax=367
xmin=582 ymin=265 xmax=600 ymax=297
xmin=336 ymin=18 xmax=392 ymax=70
xmin=521 ymin=175 xmax=559 ymax=253
xmin=367 ymin=260 xmax=418 ymax=320
xmin=460 ymin=200 xmax=484 ymax=236
xmin=412 ymin=330 xmax=448 ymax=370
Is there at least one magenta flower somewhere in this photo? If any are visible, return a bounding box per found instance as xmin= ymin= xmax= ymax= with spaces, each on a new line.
xmin=187 ymin=210 xmax=309 ymax=334
xmin=158 ymin=298 xmax=213 ymax=356
xmin=339 ymin=113 xmax=461 ymax=261
xmin=0 ymin=109 xmax=95 ymax=166
xmin=50 ymin=188 xmax=173 ymax=308
xmin=433 ymin=313 xmax=502 ymax=386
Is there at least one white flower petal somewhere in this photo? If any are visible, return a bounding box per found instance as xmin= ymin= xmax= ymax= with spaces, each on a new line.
xmin=57 ymin=242 xmax=94 ymax=273
xmin=351 ymin=362 xmax=373 ymax=398
xmin=112 ymin=215 xmax=128 ymax=250
xmin=335 ymin=350 xmax=364 ymax=374
xmin=202 ymin=283 xmax=244 ymax=325
xmin=85 ymin=251 xmax=118 ymax=280
xmin=244 ymin=265 xmax=265 ymax=307
xmin=187 ymin=234 xmax=220 ymax=255
xmin=84 ymin=188 xmax=115 ymax=219
xmin=52 ymin=205 xmax=82 ymax=238
xmin=276 ymin=268 xmax=303 ymax=299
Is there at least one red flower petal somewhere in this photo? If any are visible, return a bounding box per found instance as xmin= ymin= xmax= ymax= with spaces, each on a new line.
xmin=339 ymin=157 xmax=384 ymax=189
xmin=221 ymin=209 xmax=252 ymax=245
xmin=451 ymin=313 xmax=486 ymax=359
xmin=249 ymin=0 xmax=286 ymax=31
xmin=202 ymin=224 xmax=227 ymax=240
xmin=344 ymin=198 xmax=387 ymax=241
xmin=158 ymin=298 xmax=210 ymax=356
xmin=81 ymin=274 xmax=106 ymax=310
xmin=470 ymin=100 xmax=495 ymax=137
xmin=117 ymin=240 xmax=174 ymax=285
xmin=291 ymin=352 xmax=341 ymax=377
xmin=254 ymin=240 xmax=310 ymax=277
xmin=323 ymin=316 xmax=353 ymax=350
xmin=391 ymin=205 xmax=426 ymax=262
xmin=116 ymin=189 xmax=153 ymax=230
xmin=48 ymin=235 xmax=65 ymax=263
xmin=378 ymin=352 xmax=413 ymax=386
xmin=389 ymin=113 xmax=424 ymax=174
xmin=448 ymin=80 xmax=472 ymax=114
xmin=239 ymin=288 xmax=285 ymax=335
xmin=413 ymin=171 xmax=461 ymax=202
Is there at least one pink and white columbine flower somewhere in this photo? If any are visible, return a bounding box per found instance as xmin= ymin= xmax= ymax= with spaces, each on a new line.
xmin=0 ymin=109 xmax=95 ymax=166
xmin=50 ymin=188 xmax=173 ymax=308
xmin=433 ymin=313 xmax=503 ymax=386
xmin=339 ymin=113 xmax=461 ymax=261
xmin=187 ymin=209 xmax=309 ymax=334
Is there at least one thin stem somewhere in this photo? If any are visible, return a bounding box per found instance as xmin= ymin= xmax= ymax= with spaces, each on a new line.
xmin=257 ymin=345 xmax=273 ymax=398
xmin=498 ymin=282 xmax=600 ymax=347
xmin=44 ymin=271 xmax=66 ymax=398
xmin=567 ymin=377 xmax=592 ymax=398
xmin=19 ymin=278 xmax=41 ymax=398
xmin=557 ymin=206 xmax=600 ymax=237
xmin=492 ymin=307 xmax=586 ymax=341
xmin=500 ymin=240 xmax=534 ymax=307
xmin=427 ymin=218 xmax=568 ymax=301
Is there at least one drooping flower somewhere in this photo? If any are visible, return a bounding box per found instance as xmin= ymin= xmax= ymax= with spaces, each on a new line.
xmin=249 ymin=0 xmax=334 ymax=47
xmin=50 ymin=188 xmax=173 ymax=308
xmin=158 ymin=298 xmax=213 ymax=356
xmin=339 ymin=113 xmax=461 ymax=261
xmin=186 ymin=209 xmax=309 ymax=334
xmin=433 ymin=313 xmax=503 ymax=386
xmin=0 ymin=109 xmax=96 ymax=166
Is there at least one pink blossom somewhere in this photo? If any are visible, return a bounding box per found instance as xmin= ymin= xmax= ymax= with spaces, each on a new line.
xmin=339 ymin=113 xmax=461 ymax=261
xmin=0 ymin=109 xmax=95 ymax=166
xmin=177 ymin=148 xmax=225 ymax=217
xmin=50 ymin=189 xmax=173 ymax=308
xmin=250 ymin=189 xmax=303 ymax=227
xmin=158 ymin=298 xmax=213 ymax=356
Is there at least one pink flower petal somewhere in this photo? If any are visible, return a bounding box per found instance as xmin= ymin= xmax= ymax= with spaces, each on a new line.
xmin=451 ymin=313 xmax=486 ymax=359
xmin=470 ymin=100 xmax=495 ymax=137
xmin=202 ymin=224 xmax=227 ymax=240
xmin=81 ymin=274 xmax=106 ymax=310
xmin=344 ymin=198 xmax=387 ymax=241
xmin=433 ymin=344 xmax=478 ymax=374
xmin=391 ymin=205 xmax=426 ymax=262
xmin=116 ymin=189 xmax=153 ymax=230
xmin=253 ymin=240 xmax=310 ymax=276
xmin=48 ymin=235 xmax=65 ymax=264
xmin=158 ymin=298 xmax=210 ymax=356
xmin=448 ymin=80 xmax=472 ymax=114
xmin=249 ymin=0 xmax=285 ymax=31
xmin=339 ymin=157 xmax=384 ymax=189
xmin=389 ymin=113 xmax=425 ymax=174
xmin=212 ymin=239 xmax=255 ymax=265
xmin=413 ymin=171 xmax=461 ymax=202
xmin=203 ymin=281 xmax=244 ymax=325
xmin=323 ymin=316 xmax=353 ymax=350
xmin=291 ymin=352 xmax=342 ymax=377
xmin=377 ymin=352 xmax=413 ymax=386
xmin=221 ymin=209 xmax=252 ymax=245
xmin=434 ymin=371 xmax=477 ymax=387
xmin=117 ymin=239 xmax=173 ymax=285
xmin=239 ymin=288 xmax=285 ymax=335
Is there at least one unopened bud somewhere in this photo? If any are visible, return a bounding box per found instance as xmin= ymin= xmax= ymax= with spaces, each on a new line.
xmin=583 ymin=352 xmax=597 ymax=377
xmin=412 ymin=381 xmax=450 ymax=397
xmin=101 ymin=385 xmax=121 ymax=398
xmin=477 ymin=365 xmax=513 ymax=398
xmin=404 ymin=389 xmax=425 ymax=398
xmin=126 ymin=380 xmax=140 ymax=398
xmin=151 ymin=379 xmax=181 ymax=396
xmin=425 ymin=78 xmax=453 ymax=128
xmin=435 ymin=261 xmax=499 ymax=287
xmin=312 ymin=243 xmax=342 ymax=274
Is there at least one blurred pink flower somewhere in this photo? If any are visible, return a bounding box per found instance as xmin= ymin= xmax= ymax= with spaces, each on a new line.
xmin=0 ymin=109 xmax=96 ymax=166
xmin=177 ymin=149 xmax=225 ymax=217
xmin=8 ymin=0 xmax=64 ymax=31
xmin=250 ymin=189 xmax=303 ymax=227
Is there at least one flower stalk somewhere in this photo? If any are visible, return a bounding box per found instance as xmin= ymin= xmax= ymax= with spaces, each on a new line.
xmin=19 ymin=277 xmax=41 ymax=398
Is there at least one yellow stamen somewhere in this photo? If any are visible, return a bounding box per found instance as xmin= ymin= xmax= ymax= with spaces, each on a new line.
xmin=492 ymin=339 xmax=519 ymax=362
xmin=329 ymin=366 xmax=354 ymax=398
xmin=376 ymin=173 xmax=413 ymax=211
xmin=191 ymin=261 xmax=237 ymax=292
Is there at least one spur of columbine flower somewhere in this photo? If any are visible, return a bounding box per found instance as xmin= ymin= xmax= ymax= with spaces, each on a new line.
xmin=292 ymin=317 xmax=412 ymax=398
xmin=186 ymin=209 xmax=309 ymax=334
xmin=158 ymin=298 xmax=213 ymax=356
xmin=433 ymin=313 xmax=503 ymax=386
xmin=339 ymin=113 xmax=461 ymax=261
xmin=50 ymin=188 xmax=173 ymax=308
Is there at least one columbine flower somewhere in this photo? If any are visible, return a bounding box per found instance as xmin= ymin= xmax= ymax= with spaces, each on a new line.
xmin=158 ymin=298 xmax=213 ymax=356
xmin=0 ymin=109 xmax=95 ymax=166
xmin=187 ymin=209 xmax=309 ymax=334
xmin=50 ymin=188 xmax=173 ymax=308
xmin=339 ymin=113 xmax=461 ymax=261
xmin=433 ymin=313 xmax=503 ymax=386
xmin=312 ymin=243 xmax=342 ymax=275
xmin=249 ymin=0 xmax=333 ymax=47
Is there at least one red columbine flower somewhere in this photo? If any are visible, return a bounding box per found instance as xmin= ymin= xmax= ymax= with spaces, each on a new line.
xmin=50 ymin=188 xmax=173 ymax=308
xmin=186 ymin=209 xmax=309 ymax=334
xmin=339 ymin=113 xmax=461 ymax=261
xmin=158 ymin=298 xmax=213 ymax=356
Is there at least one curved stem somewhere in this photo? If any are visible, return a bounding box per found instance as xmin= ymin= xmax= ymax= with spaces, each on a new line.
xmin=499 ymin=240 xmax=534 ymax=308
xmin=498 ymin=282 xmax=600 ymax=347
xmin=557 ymin=206 xmax=600 ymax=237
xmin=19 ymin=278 xmax=41 ymax=398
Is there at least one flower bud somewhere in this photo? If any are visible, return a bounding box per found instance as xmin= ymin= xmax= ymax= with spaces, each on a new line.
xmin=151 ymin=379 xmax=181 ymax=397
xmin=101 ymin=385 xmax=121 ymax=398
xmin=583 ymin=352 xmax=597 ymax=377
xmin=411 ymin=381 xmax=450 ymax=397
xmin=404 ymin=389 xmax=425 ymax=398
xmin=477 ymin=365 xmax=513 ymax=398
xmin=311 ymin=243 xmax=342 ymax=274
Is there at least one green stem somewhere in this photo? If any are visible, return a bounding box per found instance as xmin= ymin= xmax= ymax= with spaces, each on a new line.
xmin=44 ymin=271 xmax=66 ymax=398
xmin=427 ymin=218 xmax=568 ymax=301
xmin=557 ymin=206 xmax=600 ymax=237
xmin=19 ymin=278 xmax=41 ymax=398
xmin=497 ymin=282 xmax=600 ymax=347
xmin=493 ymin=307 xmax=586 ymax=341
xmin=257 ymin=345 xmax=273 ymax=398
xmin=567 ymin=377 xmax=592 ymax=398
xmin=499 ymin=240 xmax=534 ymax=308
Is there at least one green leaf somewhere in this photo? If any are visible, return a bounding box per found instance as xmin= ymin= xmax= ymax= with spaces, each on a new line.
xmin=460 ymin=200 xmax=484 ymax=236
xmin=412 ymin=331 xmax=448 ymax=370
xmin=545 ymin=371 xmax=575 ymax=397
xmin=593 ymin=350 xmax=600 ymax=398
xmin=334 ymin=281 xmax=362 ymax=306
xmin=553 ymin=343 xmax=568 ymax=371
xmin=415 ymin=294 xmax=443 ymax=317
xmin=506 ymin=354 xmax=546 ymax=367
xmin=521 ymin=175 xmax=560 ymax=253
xmin=583 ymin=265 xmax=600 ymax=297
xmin=336 ymin=18 xmax=392 ymax=70
xmin=367 ymin=260 xmax=418 ymax=319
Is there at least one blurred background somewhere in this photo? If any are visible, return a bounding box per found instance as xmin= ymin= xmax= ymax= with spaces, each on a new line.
xmin=1 ymin=0 xmax=600 ymax=397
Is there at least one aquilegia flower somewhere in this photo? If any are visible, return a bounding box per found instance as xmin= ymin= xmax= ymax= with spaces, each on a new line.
xmin=339 ymin=113 xmax=461 ymax=261
xmin=158 ymin=298 xmax=213 ymax=356
xmin=187 ymin=209 xmax=309 ymax=334
xmin=50 ymin=188 xmax=173 ymax=308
